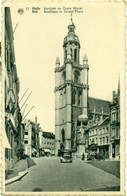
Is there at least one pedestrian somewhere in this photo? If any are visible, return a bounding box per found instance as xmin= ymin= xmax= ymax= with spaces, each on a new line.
xmin=82 ymin=153 xmax=85 ymax=160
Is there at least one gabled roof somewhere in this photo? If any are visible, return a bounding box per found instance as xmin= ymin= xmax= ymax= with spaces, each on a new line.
xmin=98 ymin=117 xmax=110 ymax=126
xmin=86 ymin=117 xmax=110 ymax=131
xmin=88 ymin=97 xmax=111 ymax=115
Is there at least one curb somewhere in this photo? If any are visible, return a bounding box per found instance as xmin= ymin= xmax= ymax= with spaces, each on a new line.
xmin=5 ymin=170 xmax=28 ymax=186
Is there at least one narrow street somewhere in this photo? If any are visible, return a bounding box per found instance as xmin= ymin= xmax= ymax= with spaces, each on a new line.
xmin=6 ymin=157 xmax=120 ymax=192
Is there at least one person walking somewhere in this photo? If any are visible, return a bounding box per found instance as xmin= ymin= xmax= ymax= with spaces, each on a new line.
xmin=82 ymin=153 xmax=85 ymax=160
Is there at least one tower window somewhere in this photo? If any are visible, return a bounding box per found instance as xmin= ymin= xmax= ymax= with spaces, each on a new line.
xmin=74 ymin=70 xmax=80 ymax=84
xmin=78 ymin=90 xmax=82 ymax=106
xmin=72 ymin=90 xmax=76 ymax=105
xmin=62 ymin=71 xmax=66 ymax=83
xmin=65 ymin=50 xmax=67 ymax=61
xmin=74 ymin=49 xmax=77 ymax=62
xmin=71 ymin=48 xmax=73 ymax=59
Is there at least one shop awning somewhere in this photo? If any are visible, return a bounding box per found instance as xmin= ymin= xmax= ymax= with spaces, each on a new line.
xmin=4 ymin=131 xmax=11 ymax=149
xmin=44 ymin=149 xmax=50 ymax=153
xmin=88 ymin=144 xmax=97 ymax=150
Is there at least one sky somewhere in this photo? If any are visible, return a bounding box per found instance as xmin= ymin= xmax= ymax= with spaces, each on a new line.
xmin=9 ymin=2 xmax=125 ymax=133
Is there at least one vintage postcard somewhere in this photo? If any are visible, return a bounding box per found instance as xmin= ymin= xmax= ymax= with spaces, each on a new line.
xmin=1 ymin=1 xmax=126 ymax=195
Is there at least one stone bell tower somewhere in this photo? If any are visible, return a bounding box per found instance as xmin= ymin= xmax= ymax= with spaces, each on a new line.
xmin=54 ymin=18 xmax=89 ymax=155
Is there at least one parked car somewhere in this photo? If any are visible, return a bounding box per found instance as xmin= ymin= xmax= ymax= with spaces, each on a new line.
xmin=60 ymin=149 xmax=73 ymax=163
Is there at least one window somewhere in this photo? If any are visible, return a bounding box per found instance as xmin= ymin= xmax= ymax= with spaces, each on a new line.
xmin=5 ymin=148 xmax=8 ymax=159
xmin=105 ymin=127 xmax=108 ymax=134
xmin=106 ymin=136 xmax=108 ymax=144
xmin=78 ymin=91 xmax=81 ymax=106
xmin=62 ymin=71 xmax=66 ymax=83
xmin=65 ymin=50 xmax=67 ymax=61
xmin=103 ymin=137 xmax=105 ymax=145
xmin=25 ymin=140 xmax=28 ymax=144
xmin=25 ymin=132 xmax=28 ymax=135
xmin=116 ymin=128 xmax=118 ymax=137
xmin=74 ymin=70 xmax=80 ymax=84
xmin=112 ymin=111 xmax=117 ymax=122
xmin=112 ymin=128 xmax=115 ymax=138
xmin=100 ymin=138 xmax=102 ymax=145
xmin=72 ymin=90 xmax=76 ymax=105
xmin=74 ymin=49 xmax=77 ymax=62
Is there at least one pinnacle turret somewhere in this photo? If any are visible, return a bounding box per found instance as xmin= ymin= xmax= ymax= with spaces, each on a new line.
xmin=83 ymin=54 xmax=88 ymax=64
xmin=55 ymin=57 xmax=60 ymax=67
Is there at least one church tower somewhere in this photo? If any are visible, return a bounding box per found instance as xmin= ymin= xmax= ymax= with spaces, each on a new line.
xmin=54 ymin=18 xmax=89 ymax=155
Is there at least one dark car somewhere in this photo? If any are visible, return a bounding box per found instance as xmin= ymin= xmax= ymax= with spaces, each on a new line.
xmin=60 ymin=149 xmax=73 ymax=163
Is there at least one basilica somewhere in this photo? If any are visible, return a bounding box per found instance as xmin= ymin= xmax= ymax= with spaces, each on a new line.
xmin=54 ymin=18 xmax=120 ymax=158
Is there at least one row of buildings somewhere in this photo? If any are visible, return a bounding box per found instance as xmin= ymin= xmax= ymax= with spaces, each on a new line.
xmin=54 ymin=17 xmax=120 ymax=159
xmin=4 ymin=7 xmax=55 ymax=171
xmin=84 ymin=88 xmax=120 ymax=159
xmin=23 ymin=117 xmax=55 ymax=157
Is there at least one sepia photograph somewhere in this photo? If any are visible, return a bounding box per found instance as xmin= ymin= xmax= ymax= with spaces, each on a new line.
xmin=2 ymin=1 xmax=125 ymax=195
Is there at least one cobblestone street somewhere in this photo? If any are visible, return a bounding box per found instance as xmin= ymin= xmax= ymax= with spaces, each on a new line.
xmin=5 ymin=157 xmax=120 ymax=192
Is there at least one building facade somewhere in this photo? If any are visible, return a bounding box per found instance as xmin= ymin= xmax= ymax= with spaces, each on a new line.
xmin=24 ymin=117 xmax=41 ymax=157
xmin=54 ymin=19 xmax=89 ymax=155
xmin=41 ymin=132 xmax=55 ymax=155
xmin=24 ymin=120 xmax=32 ymax=157
xmin=5 ymin=7 xmax=24 ymax=170
xmin=109 ymin=82 xmax=120 ymax=159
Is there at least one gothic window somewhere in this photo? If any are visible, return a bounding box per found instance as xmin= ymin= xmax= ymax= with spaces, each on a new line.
xmin=62 ymin=71 xmax=66 ymax=83
xmin=78 ymin=90 xmax=82 ymax=106
xmin=61 ymin=129 xmax=65 ymax=143
xmin=71 ymin=48 xmax=73 ymax=59
xmin=65 ymin=50 xmax=67 ymax=61
xmin=72 ymin=89 xmax=76 ymax=105
xmin=74 ymin=70 xmax=80 ymax=84
xmin=74 ymin=49 xmax=77 ymax=62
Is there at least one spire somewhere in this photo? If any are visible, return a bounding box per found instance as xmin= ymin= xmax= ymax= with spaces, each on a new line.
xmin=117 ymin=74 xmax=120 ymax=96
xmin=70 ymin=12 xmax=74 ymax=25
xmin=68 ymin=13 xmax=75 ymax=33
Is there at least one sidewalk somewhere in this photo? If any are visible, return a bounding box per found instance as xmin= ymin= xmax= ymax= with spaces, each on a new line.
xmin=5 ymin=159 xmax=28 ymax=186
xmin=87 ymin=160 xmax=120 ymax=178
